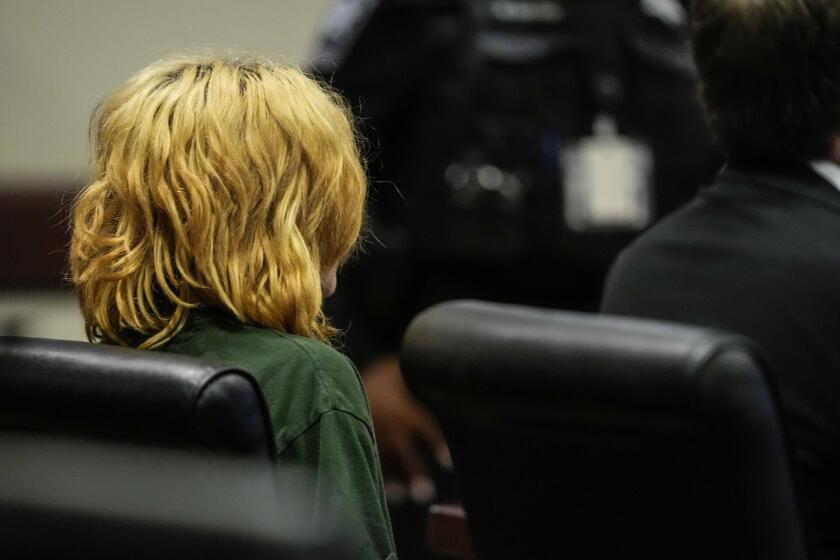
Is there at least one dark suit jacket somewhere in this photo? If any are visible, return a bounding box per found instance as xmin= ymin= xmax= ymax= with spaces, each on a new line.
xmin=601 ymin=162 xmax=840 ymax=559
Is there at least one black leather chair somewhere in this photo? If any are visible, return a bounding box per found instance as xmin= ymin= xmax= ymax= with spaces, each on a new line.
xmin=0 ymin=336 xmax=348 ymax=558
xmin=0 ymin=336 xmax=274 ymax=457
xmin=401 ymin=301 xmax=808 ymax=560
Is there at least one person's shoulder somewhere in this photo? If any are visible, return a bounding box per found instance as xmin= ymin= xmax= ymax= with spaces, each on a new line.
xmin=274 ymin=333 xmax=360 ymax=384
xmin=611 ymin=196 xmax=702 ymax=268
xmin=166 ymin=318 xmax=367 ymax=412
xmin=263 ymin=331 xmax=370 ymax=416
xmin=602 ymin=193 xmax=712 ymax=310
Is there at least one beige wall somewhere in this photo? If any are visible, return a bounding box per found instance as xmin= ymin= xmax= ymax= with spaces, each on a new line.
xmin=0 ymin=292 xmax=86 ymax=341
xmin=0 ymin=0 xmax=331 ymax=187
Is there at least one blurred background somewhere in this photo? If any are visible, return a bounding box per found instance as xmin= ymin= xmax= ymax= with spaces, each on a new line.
xmin=1 ymin=2 xmax=721 ymax=557
xmin=0 ymin=0 xmax=331 ymax=340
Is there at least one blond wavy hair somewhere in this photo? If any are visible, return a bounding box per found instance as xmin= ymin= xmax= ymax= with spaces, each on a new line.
xmin=70 ymin=54 xmax=366 ymax=349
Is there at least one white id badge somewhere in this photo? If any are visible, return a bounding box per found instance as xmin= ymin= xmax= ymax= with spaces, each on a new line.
xmin=562 ymin=127 xmax=654 ymax=232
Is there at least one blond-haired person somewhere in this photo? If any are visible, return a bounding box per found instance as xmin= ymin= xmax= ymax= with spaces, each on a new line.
xmin=70 ymin=54 xmax=396 ymax=560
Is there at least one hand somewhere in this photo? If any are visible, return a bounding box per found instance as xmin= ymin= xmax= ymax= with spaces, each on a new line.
xmin=362 ymin=355 xmax=452 ymax=505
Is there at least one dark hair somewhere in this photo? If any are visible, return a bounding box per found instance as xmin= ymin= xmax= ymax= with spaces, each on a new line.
xmin=692 ymin=0 xmax=840 ymax=160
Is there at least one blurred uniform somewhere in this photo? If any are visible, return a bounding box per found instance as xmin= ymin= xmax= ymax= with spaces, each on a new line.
xmin=313 ymin=0 xmax=720 ymax=368
xmin=313 ymin=2 xmax=720 ymax=557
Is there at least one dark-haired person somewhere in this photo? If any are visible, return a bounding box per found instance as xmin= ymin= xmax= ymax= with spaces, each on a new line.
xmin=601 ymin=1 xmax=840 ymax=556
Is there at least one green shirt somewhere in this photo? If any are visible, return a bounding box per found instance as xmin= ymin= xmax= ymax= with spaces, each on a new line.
xmin=160 ymin=312 xmax=397 ymax=560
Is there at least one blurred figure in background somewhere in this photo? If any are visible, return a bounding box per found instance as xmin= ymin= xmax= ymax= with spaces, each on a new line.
xmin=313 ymin=0 xmax=719 ymax=556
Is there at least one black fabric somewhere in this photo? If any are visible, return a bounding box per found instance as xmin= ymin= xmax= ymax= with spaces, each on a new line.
xmin=601 ymin=162 xmax=840 ymax=559
xmin=401 ymin=300 xmax=806 ymax=560
xmin=0 ymin=336 xmax=275 ymax=458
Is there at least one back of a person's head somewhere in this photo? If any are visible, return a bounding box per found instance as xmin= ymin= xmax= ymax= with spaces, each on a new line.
xmin=70 ymin=54 xmax=366 ymax=349
xmin=692 ymin=0 xmax=840 ymax=160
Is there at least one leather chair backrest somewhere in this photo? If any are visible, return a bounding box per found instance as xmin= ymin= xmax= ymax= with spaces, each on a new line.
xmin=0 ymin=336 xmax=275 ymax=458
xmin=401 ymin=300 xmax=807 ymax=560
